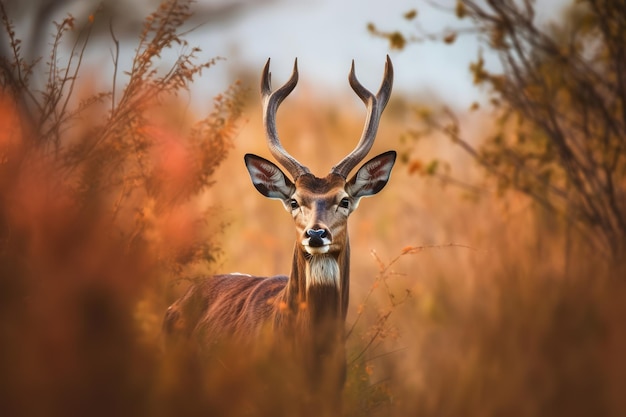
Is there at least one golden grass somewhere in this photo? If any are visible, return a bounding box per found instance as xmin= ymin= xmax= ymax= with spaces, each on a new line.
xmin=172 ymin=93 xmax=626 ymax=416
xmin=1 ymin=4 xmax=625 ymax=412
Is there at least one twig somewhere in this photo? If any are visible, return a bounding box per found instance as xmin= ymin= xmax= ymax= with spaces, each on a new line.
xmin=109 ymin=19 xmax=120 ymax=113
xmin=346 ymin=243 xmax=476 ymax=340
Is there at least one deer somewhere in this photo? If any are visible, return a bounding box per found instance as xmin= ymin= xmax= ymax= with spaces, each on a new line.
xmin=162 ymin=56 xmax=395 ymax=403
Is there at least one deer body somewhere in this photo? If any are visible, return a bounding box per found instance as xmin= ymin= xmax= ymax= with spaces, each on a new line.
xmin=163 ymin=56 xmax=395 ymax=394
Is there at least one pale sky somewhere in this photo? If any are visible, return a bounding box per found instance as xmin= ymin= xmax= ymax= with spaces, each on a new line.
xmin=11 ymin=0 xmax=568 ymax=111
xmin=192 ymin=0 xmax=489 ymax=108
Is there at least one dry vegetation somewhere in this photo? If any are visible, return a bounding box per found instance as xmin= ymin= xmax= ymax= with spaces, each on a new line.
xmin=1 ymin=1 xmax=625 ymax=416
xmin=219 ymin=93 xmax=626 ymax=416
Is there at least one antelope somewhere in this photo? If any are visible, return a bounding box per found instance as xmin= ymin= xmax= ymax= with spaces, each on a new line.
xmin=163 ymin=56 xmax=395 ymax=397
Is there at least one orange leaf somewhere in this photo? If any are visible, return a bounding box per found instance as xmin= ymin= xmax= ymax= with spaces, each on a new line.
xmin=401 ymin=245 xmax=415 ymax=254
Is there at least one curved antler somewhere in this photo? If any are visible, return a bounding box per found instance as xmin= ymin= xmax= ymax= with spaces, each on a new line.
xmin=261 ymin=58 xmax=311 ymax=179
xmin=331 ymin=55 xmax=394 ymax=179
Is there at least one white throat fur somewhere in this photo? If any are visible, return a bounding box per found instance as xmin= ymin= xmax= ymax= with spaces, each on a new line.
xmin=305 ymin=255 xmax=340 ymax=290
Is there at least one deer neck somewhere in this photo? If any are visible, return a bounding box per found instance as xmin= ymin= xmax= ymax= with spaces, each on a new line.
xmin=280 ymin=239 xmax=351 ymax=329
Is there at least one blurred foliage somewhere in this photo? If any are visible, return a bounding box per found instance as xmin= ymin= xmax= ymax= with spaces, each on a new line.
xmin=381 ymin=247 xmax=626 ymax=417
xmin=0 ymin=0 xmax=275 ymax=64
xmin=0 ymin=1 xmax=245 ymax=414
xmin=0 ymin=0 xmax=243 ymax=276
xmin=371 ymin=0 xmax=626 ymax=261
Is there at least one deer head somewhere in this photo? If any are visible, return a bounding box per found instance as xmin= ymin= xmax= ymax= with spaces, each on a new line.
xmin=244 ymin=56 xmax=396 ymax=271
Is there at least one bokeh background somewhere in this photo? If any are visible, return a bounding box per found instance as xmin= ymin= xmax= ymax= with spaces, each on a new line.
xmin=1 ymin=0 xmax=625 ymax=416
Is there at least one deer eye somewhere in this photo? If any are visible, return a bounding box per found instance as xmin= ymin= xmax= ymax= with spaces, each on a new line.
xmin=289 ymin=199 xmax=299 ymax=210
xmin=339 ymin=197 xmax=350 ymax=209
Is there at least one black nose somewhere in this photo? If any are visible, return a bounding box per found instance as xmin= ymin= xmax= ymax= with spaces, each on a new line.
xmin=306 ymin=229 xmax=328 ymax=247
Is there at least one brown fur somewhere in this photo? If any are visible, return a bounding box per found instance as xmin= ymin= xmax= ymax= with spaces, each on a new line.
xmin=163 ymin=239 xmax=349 ymax=350
xmin=164 ymin=274 xmax=288 ymax=349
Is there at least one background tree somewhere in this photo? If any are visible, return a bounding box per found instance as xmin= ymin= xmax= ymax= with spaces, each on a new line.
xmin=371 ymin=0 xmax=626 ymax=261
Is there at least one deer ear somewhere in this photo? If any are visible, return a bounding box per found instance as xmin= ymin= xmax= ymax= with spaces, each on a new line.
xmin=346 ymin=151 xmax=396 ymax=198
xmin=244 ymin=154 xmax=295 ymax=200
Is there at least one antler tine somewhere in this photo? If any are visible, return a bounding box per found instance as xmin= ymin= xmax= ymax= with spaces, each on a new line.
xmin=331 ymin=55 xmax=394 ymax=179
xmin=261 ymin=58 xmax=311 ymax=179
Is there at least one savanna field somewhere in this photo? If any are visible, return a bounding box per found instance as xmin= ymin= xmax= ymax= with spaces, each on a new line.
xmin=2 ymin=1 xmax=626 ymax=416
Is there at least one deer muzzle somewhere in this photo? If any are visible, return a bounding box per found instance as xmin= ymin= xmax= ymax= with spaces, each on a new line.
xmin=303 ymin=228 xmax=332 ymax=254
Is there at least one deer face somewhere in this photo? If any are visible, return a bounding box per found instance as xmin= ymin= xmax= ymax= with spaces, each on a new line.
xmin=244 ymin=55 xmax=394 ymax=257
xmin=245 ymin=151 xmax=396 ymax=256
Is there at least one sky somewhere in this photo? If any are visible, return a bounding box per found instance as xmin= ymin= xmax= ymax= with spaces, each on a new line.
xmin=194 ymin=0 xmax=571 ymax=109
xmin=192 ymin=0 xmax=491 ymax=108
xmin=7 ymin=0 xmax=568 ymax=112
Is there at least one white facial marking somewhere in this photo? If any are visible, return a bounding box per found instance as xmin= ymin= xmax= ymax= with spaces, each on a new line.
xmin=306 ymin=255 xmax=340 ymax=289
xmin=303 ymin=244 xmax=330 ymax=255
xmin=301 ymin=236 xmax=332 ymax=255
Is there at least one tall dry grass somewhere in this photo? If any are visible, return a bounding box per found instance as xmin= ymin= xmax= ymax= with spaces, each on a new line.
xmin=206 ymin=90 xmax=626 ymax=416
xmin=1 ymin=2 xmax=625 ymax=416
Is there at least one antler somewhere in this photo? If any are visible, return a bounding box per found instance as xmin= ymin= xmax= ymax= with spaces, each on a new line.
xmin=331 ymin=55 xmax=394 ymax=179
xmin=261 ymin=58 xmax=311 ymax=179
